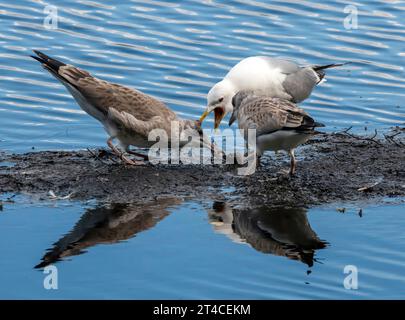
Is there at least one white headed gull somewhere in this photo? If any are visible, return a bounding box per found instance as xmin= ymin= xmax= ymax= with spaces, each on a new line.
xmin=199 ymin=56 xmax=346 ymax=129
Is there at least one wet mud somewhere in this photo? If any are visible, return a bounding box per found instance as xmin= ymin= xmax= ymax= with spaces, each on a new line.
xmin=1 ymin=127 xmax=404 ymax=208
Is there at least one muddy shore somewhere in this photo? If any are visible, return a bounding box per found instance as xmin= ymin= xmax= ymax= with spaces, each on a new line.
xmin=1 ymin=127 xmax=404 ymax=208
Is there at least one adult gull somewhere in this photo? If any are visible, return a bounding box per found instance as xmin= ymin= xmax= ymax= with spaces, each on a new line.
xmin=200 ymin=56 xmax=346 ymax=129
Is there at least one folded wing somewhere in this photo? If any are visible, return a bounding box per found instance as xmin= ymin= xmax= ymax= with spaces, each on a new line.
xmin=239 ymin=97 xmax=320 ymax=137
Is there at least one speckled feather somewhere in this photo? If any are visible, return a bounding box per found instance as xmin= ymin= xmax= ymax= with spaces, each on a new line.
xmin=31 ymin=50 xmax=223 ymax=159
xmin=58 ymin=65 xmax=178 ymax=135
xmin=233 ymin=95 xmax=313 ymax=137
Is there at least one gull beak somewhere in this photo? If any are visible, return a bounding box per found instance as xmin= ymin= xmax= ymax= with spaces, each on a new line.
xmin=199 ymin=105 xmax=225 ymax=130
xmin=228 ymin=111 xmax=237 ymax=126
xmin=213 ymin=107 xmax=225 ymax=130
xmin=199 ymin=109 xmax=211 ymax=124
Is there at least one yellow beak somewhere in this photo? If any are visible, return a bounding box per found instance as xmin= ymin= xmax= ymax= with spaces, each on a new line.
xmin=199 ymin=109 xmax=210 ymax=124
xmin=199 ymin=107 xmax=225 ymax=130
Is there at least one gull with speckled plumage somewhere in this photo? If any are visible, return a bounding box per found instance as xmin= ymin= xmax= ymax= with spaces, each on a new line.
xmin=31 ymin=50 xmax=216 ymax=165
xmin=229 ymin=90 xmax=325 ymax=175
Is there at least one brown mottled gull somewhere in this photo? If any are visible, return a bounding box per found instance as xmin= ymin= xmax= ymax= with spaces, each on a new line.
xmin=31 ymin=50 xmax=212 ymax=165
xmin=229 ymin=90 xmax=325 ymax=175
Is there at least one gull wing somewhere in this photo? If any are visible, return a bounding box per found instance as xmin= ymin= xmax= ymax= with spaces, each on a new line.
xmin=31 ymin=50 xmax=176 ymax=125
xmin=239 ymin=97 xmax=317 ymax=137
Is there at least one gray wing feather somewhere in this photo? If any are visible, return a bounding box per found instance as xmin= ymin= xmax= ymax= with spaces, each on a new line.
xmin=282 ymin=67 xmax=319 ymax=103
xmin=238 ymin=97 xmax=309 ymax=137
xmin=259 ymin=57 xmax=318 ymax=102
xmin=108 ymin=108 xmax=166 ymax=138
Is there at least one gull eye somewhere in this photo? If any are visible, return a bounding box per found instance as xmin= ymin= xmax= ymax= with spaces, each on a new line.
xmin=218 ymin=97 xmax=224 ymax=103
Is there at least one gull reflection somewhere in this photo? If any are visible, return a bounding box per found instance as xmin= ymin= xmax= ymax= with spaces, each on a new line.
xmin=208 ymin=202 xmax=327 ymax=267
xmin=35 ymin=197 xmax=182 ymax=268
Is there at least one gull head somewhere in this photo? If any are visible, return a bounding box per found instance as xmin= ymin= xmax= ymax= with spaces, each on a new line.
xmin=228 ymin=90 xmax=255 ymax=126
xmin=179 ymin=119 xmax=225 ymax=159
xmin=178 ymin=119 xmax=202 ymax=144
xmin=199 ymin=79 xmax=236 ymax=129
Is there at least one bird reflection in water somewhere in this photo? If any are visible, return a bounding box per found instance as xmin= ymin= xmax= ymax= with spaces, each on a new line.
xmin=35 ymin=197 xmax=182 ymax=268
xmin=208 ymin=202 xmax=327 ymax=267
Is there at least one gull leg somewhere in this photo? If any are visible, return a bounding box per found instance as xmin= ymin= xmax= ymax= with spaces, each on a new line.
xmin=199 ymin=133 xmax=225 ymax=163
xmin=107 ymin=137 xmax=143 ymax=166
xmin=256 ymin=154 xmax=261 ymax=168
xmin=289 ymin=149 xmax=297 ymax=176
xmin=211 ymin=141 xmax=226 ymax=163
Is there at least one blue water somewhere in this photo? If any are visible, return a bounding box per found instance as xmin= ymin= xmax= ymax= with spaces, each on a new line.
xmin=0 ymin=0 xmax=405 ymax=299
xmin=0 ymin=0 xmax=404 ymax=153
xmin=0 ymin=198 xmax=404 ymax=299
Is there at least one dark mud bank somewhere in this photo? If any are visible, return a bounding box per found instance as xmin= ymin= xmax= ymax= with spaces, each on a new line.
xmin=1 ymin=128 xmax=404 ymax=207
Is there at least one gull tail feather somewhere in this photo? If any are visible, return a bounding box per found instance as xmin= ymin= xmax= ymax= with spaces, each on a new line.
xmin=30 ymin=50 xmax=74 ymax=88
xmin=310 ymin=121 xmax=325 ymax=135
xmin=31 ymin=50 xmax=90 ymax=93
xmin=31 ymin=50 xmax=66 ymax=74
xmin=313 ymin=62 xmax=351 ymax=83
xmin=287 ymin=118 xmax=325 ymax=134
xmin=313 ymin=62 xmax=351 ymax=72
xmin=313 ymin=121 xmax=325 ymax=128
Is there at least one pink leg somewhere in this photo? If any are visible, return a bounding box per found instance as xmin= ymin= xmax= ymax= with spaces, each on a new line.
xmin=107 ymin=138 xmax=144 ymax=166
xmin=289 ymin=149 xmax=297 ymax=176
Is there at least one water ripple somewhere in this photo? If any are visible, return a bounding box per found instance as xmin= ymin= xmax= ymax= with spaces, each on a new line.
xmin=0 ymin=0 xmax=403 ymax=154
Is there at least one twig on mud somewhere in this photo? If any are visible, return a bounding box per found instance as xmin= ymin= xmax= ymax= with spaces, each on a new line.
xmin=332 ymin=153 xmax=345 ymax=161
xmin=87 ymin=148 xmax=115 ymax=164
xmin=343 ymin=129 xmax=382 ymax=146
xmin=87 ymin=148 xmax=102 ymax=161
xmin=383 ymin=132 xmax=404 ymax=147
xmin=387 ymin=132 xmax=402 ymax=139
xmin=384 ymin=134 xmax=401 ymax=146
xmin=342 ymin=126 xmax=353 ymax=133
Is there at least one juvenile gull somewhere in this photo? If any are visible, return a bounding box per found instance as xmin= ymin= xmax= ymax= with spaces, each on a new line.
xmin=200 ymin=56 xmax=346 ymax=128
xmin=31 ymin=50 xmax=212 ymax=165
xmin=229 ymin=91 xmax=325 ymax=175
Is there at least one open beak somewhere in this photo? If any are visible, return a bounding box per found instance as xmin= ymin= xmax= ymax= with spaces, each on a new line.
xmin=213 ymin=107 xmax=225 ymax=130
xmin=199 ymin=106 xmax=225 ymax=130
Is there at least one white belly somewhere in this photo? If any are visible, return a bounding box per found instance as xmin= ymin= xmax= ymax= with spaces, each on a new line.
xmin=64 ymin=88 xmax=150 ymax=150
xmin=66 ymin=84 xmax=106 ymax=123
xmin=117 ymin=132 xmax=153 ymax=149
xmin=256 ymin=131 xmax=311 ymax=154
xmin=100 ymin=119 xmax=151 ymax=149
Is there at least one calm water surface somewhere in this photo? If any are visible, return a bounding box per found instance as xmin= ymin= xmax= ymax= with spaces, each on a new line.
xmin=0 ymin=0 xmax=404 ymax=152
xmin=0 ymin=197 xmax=404 ymax=299
xmin=0 ymin=0 xmax=404 ymax=299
